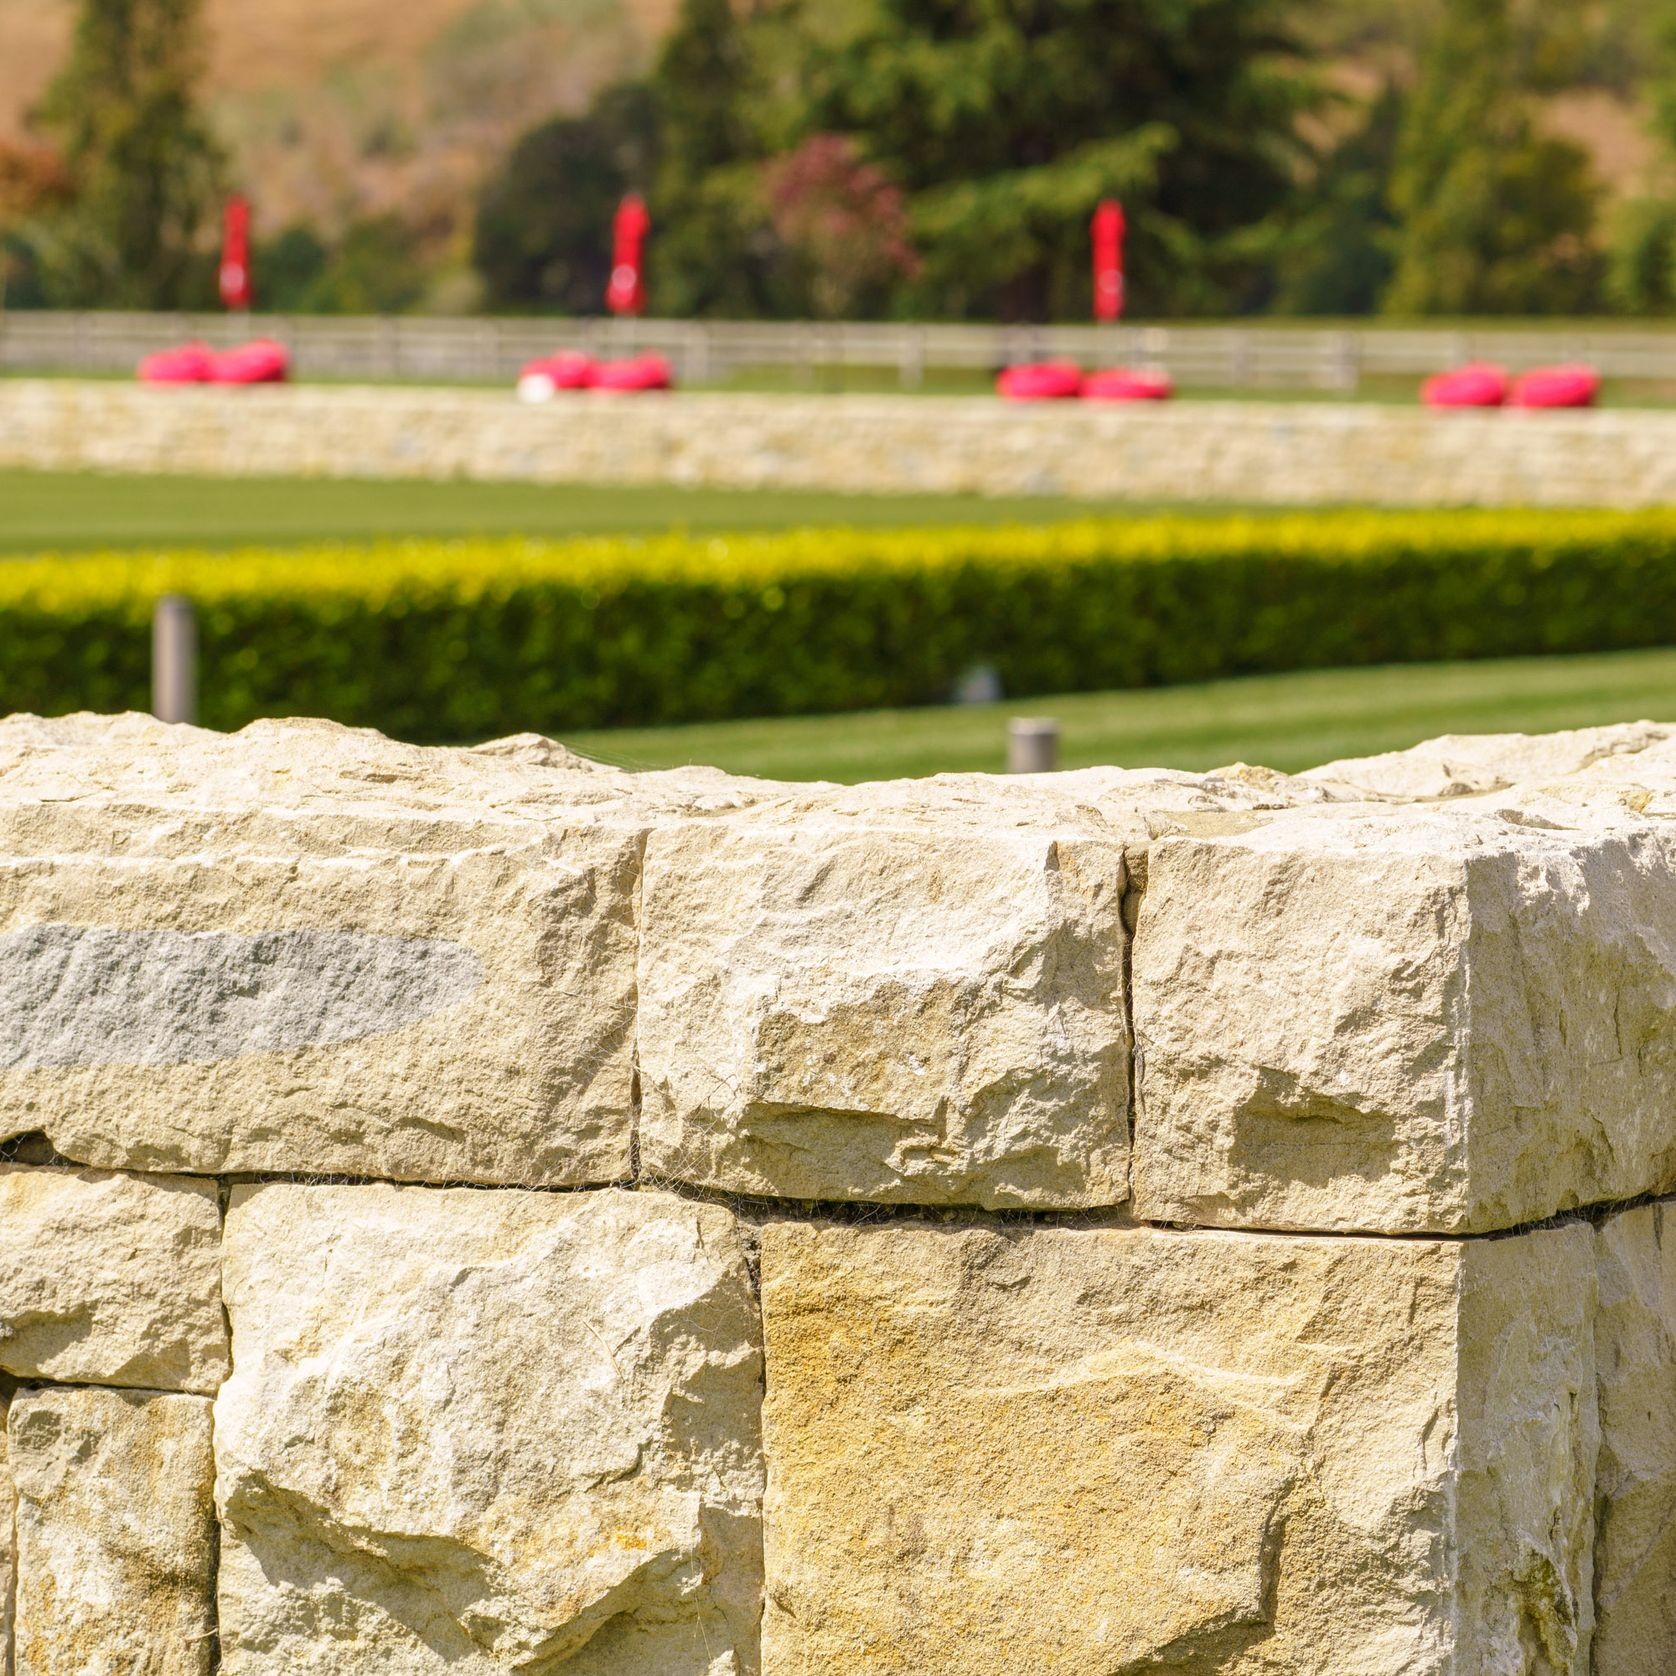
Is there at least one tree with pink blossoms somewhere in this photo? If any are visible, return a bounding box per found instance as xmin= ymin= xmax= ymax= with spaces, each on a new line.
xmin=767 ymin=134 xmax=921 ymax=320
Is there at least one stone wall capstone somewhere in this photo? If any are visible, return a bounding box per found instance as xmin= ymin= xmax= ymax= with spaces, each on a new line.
xmin=2 ymin=711 xmax=1676 ymax=1672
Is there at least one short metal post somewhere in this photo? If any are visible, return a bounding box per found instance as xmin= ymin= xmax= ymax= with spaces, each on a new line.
xmin=152 ymin=595 xmax=197 ymax=725
xmin=1007 ymin=717 xmax=1060 ymax=774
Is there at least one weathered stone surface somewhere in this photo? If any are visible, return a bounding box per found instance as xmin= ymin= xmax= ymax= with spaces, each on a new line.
xmin=1306 ymin=721 xmax=1674 ymax=801
xmin=10 ymin=1385 xmax=217 ymax=1676
xmin=1454 ymin=1228 xmax=1600 ymax=1674
xmin=1593 ymin=1202 xmax=1676 ymax=1673
xmin=0 ymin=713 xmax=766 ymax=1186
xmin=10 ymin=379 xmax=1676 ymax=509
xmin=0 ymin=1164 xmax=227 ymax=1394
xmin=1131 ymin=800 xmax=1676 ymax=1233
xmin=216 ymin=1181 xmax=763 ymax=1675
xmin=0 ymin=1385 xmax=11 ymax=1676
xmin=639 ymin=779 xmax=1130 ymax=1208
xmin=759 ymin=1217 xmax=1596 ymax=1676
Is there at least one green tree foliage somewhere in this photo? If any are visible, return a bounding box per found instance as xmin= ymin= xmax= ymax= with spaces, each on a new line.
xmin=644 ymin=0 xmax=788 ymax=317
xmin=1608 ymin=197 xmax=1676 ymax=314
xmin=33 ymin=0 xmax=224 ymax=308
xmin=302 ymin=216 xmax=431 ymax=315
xmin=1273 ymin=81 xmax=1402 ymax=316
xmin=1385 ymin=0 xmax=1601 ymax=314
xmin=795 ymin=0 xmax=1322 ymax=318
xmin=254 ymin=224 xmax=330 ymax=312
xmin=473 ymin=83 xmax=657 ymax=312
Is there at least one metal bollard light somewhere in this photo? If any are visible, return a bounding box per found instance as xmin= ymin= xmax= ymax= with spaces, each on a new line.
xmin=152 ymin=594 xmax=198 ymax=726
xmin=1007 ymin=717 xmax=1060 ymax=775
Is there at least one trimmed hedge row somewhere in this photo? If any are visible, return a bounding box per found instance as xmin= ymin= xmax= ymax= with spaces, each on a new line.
xmin=4 ymin=510 xmax=1676 ymax=741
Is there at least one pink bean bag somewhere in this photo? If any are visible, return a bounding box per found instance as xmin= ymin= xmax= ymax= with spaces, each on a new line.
xmin=1422 ymin=363 xmax=1510 ymax=410
xmin=138 ymin=343 xmax=216 ymax=385
xmin=592 ymin=354 xmax=674 ymax=393
xmin=1082 ymin=367 xmax=1175 ymax=403
xmin=997 ymin=361 xmax=1084 ymax=401
xmin=517 ymin=352 xmax=598 ymax=403
xmin=547 ymin=351 xmax=597 ymax=389
xmin=211 ymin=340 xmax=291 ymax=385
xmin=1511 ymin=364 xmax=1601 ymax=410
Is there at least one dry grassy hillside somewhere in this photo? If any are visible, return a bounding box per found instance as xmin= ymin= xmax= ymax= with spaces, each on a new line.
xmin=0 ymin=0 xmax=678 ymax=237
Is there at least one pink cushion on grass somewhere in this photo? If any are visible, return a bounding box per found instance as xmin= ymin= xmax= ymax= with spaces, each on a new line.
xmin=592 ymin=354 xmax=674 ymax=393
xmin=1422 ymin=363 xmax=1510 ymax=409
xmin=211 ymin=340 xmax=291 ymax=385
xmin=997 ymin=361 xmax=1084 ymax=401
xmin=1511 ymin=365 xmax=1601 ymax=410
xmin=137 ymin=343 xmax=216 ymax=384
xmin=1082 ymin=367 xmax=1175 ymax=402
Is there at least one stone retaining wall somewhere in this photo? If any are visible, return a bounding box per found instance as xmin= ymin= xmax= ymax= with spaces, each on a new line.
xmin=5 ymin=377 xmax=1676 ymax=505
xmin=3 ymin=712 xmax=1676 ymax=1673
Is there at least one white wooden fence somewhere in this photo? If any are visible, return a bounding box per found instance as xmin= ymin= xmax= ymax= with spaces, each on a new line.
xmin=2 ymin=310 xmax=1673 ymax=392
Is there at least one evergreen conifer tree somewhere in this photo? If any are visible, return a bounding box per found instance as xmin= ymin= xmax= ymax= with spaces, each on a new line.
xmin=645 ymin=0 xmax=789 ymax=317
xmin=35 ymin=0 xmax=224 ymax=307
xmin=1385 ymin=0 xmax=1599 ymax=314
xmin=796 ymin=0 xmax=1320 ymax=318
xmin=1272 ymin=81 xmax=1403 ymax=316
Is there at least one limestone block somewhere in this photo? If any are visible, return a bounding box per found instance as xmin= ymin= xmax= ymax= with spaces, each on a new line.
xmin=0 ymin=1164 xmax=227 ymax=1394
xmin=10 ymin=1386 xmax=217 ymax=1676
xmin=1132 ymin=802 xmax=1676 ymax=1233
xmin=0 ymin=1386 xmax=11 ymax=1676
xmin=758 ymin=1217 xmax=1597 ymax=1676
xmin=0 ymin=714 xmax=766 ymax=1186
xmin=216 ymin=1181 xmax=764 ymax=1675
xmin=639 ymin=780 xmax=1130 ymax=1208
xmin=1593 ymin=1202 xmax=1676 ymax=1673
xmin=1306 ymin=722 xmax=1674 ymax=800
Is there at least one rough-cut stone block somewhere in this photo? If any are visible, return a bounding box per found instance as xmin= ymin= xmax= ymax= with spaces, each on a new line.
xmin=0 ymin=1385 xmax=11 ymax=1676
xmin=639 ymin=781 xmax=1130 ymax=1208
xmin=1132 ymin=803 xmax=1676 ymax=1233
xmin=0 ymin=714 xmax=764 ymax=1186
xmin=759 ymin=1217 xmax=1597 ymax=1676
xmin=10 ymin=1386 xmax=217 ymax=1676
xmin=1594 ymin=1202 xmax=1676 ymax=1673
xmin=0 ymin=1164 xmax=227 ymax=1393
xmin=216 ymin=1181 xmax=763 ymax=1675
xmin=1306 ymin=722 xmax=1675 ymax=801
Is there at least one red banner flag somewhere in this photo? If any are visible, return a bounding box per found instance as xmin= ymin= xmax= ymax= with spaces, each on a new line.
xmin=1092 ymin=199 xmax=1125 ymax=323
xmin=219 ymin=195 xmax=253 ymax=311
xmin=606 ymin=194 xmax=650 ymax=317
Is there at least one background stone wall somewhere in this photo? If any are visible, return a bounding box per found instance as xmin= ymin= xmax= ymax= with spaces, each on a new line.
xmin=1 ymin=712 xmax=1675 ymax=1673
xmin=5 ymin=379 xmax=1676 ymax=506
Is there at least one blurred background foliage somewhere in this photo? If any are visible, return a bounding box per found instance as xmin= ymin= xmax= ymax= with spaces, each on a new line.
xmin=5 ymin=0 xmax=1676 ymax=322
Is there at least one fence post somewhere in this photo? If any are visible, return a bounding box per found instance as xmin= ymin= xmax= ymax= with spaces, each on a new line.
xmin=1007 ymin=718 xmax=1060 ymax=775
xmin=1333 ymin=331 xmax=1360 ymax=394
xmin=899 ymin=326 xmax=925 ymax=391
xmin=1232 ymin=329 xmax=1254 ymax=388
xmin=152 ymin=595 xmax=198 ymax=726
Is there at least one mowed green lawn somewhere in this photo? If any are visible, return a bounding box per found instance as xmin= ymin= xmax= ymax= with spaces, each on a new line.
xmin=8 ymin=467 xmax=1676 ymax=782
xmin=566 ymin=648 xmax=1676 ymax=781
xmin=0 ymin=468 xmax=1233 ymax=552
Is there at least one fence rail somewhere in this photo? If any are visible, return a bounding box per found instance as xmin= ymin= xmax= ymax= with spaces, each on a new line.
xmin=3 ymin=311 xmax=1675 ymax=393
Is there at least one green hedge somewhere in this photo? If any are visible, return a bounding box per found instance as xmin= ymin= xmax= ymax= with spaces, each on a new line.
xmin=4 ymin=510 xmax=1676 ymax=740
